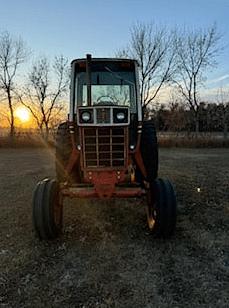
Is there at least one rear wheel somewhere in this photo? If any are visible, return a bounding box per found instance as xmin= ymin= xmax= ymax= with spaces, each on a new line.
xmin=32 ymin=179 xmax=62 ymax=240
xmin=146 ymin=178 xmax=177 ymax=238
xmin=56 ymin=122 xmax=72 ymax=183
xmin=136 ymin=120 xmax=158 ymax=184
xmin=56 ymin=122 xmax=81 ymax=183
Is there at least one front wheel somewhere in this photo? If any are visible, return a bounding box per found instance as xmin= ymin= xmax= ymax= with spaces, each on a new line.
xmin=146 ymin=178 xmax=177 ymax=238
xmin=32 ymin=179 xmax=63 ymax=240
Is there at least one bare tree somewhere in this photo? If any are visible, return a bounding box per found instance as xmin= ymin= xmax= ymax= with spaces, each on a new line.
xmin=0 ymin=31 xmax=30 ymax=138
xmin=116 ymin=22 xmax=178 ymax=110
xmin=173 ymin=22 xmax=223 ymax=133
xmin=21 ymin=55 xmax=69 ymax=140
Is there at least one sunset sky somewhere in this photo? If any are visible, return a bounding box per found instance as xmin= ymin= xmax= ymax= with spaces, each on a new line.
xmin=1 ymin=0 xmax=229 ymax=101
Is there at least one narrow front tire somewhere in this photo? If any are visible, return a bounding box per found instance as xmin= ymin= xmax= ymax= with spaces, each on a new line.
xmin=146 ymin=178 xmax=177 ymax=238
xmin=32 ymin=179 xmax=63 ymax=240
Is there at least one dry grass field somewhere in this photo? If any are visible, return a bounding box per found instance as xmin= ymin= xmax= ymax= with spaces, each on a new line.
xmin=0 ymin=147 xmax=229 ymax=307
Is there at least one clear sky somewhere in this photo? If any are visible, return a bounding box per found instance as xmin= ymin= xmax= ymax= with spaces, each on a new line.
xmin=1 ymin=0 xmax=229 ymax=101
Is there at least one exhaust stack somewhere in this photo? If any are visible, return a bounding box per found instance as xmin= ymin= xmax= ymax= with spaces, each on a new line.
xmin=86 ymin=54 xmax=92 ymax=106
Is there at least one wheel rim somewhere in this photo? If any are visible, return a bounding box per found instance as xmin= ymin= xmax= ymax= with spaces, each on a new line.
xmin=147 ymin=209 xmax=157 ymax=230
xmin=146 ymin=188 xmax=157 ymax=230
xmin=53 ymin=190 xmax=62 ymax=229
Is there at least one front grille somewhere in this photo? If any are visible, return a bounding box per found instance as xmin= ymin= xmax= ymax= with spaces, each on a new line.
xmin=82 ymin=127 xmax=127 ymax=168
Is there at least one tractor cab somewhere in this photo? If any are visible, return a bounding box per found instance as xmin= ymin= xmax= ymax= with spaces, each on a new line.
xmin=72 ymin=55 xmax=138 ymax=111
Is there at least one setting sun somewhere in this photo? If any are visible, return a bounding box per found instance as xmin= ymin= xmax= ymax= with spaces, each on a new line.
xmin=15 ymin=107 xmax=30 ymax=122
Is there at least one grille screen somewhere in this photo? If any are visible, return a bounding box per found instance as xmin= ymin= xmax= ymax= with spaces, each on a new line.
xmin=82 ymin=128 xmax=126 ymax=168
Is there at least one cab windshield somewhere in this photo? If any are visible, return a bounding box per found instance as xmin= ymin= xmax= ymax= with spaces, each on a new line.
xmin=75 ymin=61 xmax=137 ymax=113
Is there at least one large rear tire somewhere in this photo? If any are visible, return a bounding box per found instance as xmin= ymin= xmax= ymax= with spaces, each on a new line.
xmin=136 ymin=120 xmax=158 ymax=184
xmin=56 ymin=122 xmax=72 ymax=183
xmin=146 ymin=178 xmax=177 ymax=238
xmin=55 ymin=122 xmax=81 ymax=183
xmin=32 ymin=179 xmax=62 ymax=240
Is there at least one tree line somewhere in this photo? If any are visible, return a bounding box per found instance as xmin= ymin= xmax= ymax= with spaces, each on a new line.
xmin=0 ymin=21 xmax=226 ymax=140
xmin=149 ymin=102 xmax=229 ymax=138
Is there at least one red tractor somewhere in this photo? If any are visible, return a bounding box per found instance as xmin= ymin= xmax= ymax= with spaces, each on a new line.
xmin=32 ymin=54 xmax=177 ymax=240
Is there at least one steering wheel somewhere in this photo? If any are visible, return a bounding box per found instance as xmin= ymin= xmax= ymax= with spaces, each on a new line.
xmin=96 ymin=95 xmax=117 ymax=106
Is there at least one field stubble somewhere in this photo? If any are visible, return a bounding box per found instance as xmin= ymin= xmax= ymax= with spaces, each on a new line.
xmin=0 ymin=147 xmax=229 ymax=307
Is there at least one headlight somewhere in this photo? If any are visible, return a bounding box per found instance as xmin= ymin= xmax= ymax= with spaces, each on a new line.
xmin=113 ymin=108 xmax=129 ymax=124
xmin=116 ymin=112 xmax=125 ymax=121
xmin=81 ymin=111 xmax=91 ymax=122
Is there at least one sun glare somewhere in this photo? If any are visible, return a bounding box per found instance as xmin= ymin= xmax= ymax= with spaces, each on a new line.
xmin=15 ymin=107 xmax=30 ymax=122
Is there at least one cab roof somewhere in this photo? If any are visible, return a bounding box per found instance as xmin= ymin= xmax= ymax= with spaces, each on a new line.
xmin=71 ymin=57 xmax=139 ymax=66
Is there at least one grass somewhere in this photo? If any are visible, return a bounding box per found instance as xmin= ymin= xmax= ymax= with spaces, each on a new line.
xmin=0 ymin=134 xmax=55 ymax=148
xmin=158 ymin=136 xmax=229 ymax=148
xmin=1 ymin=148 xmax=229 ymax=307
